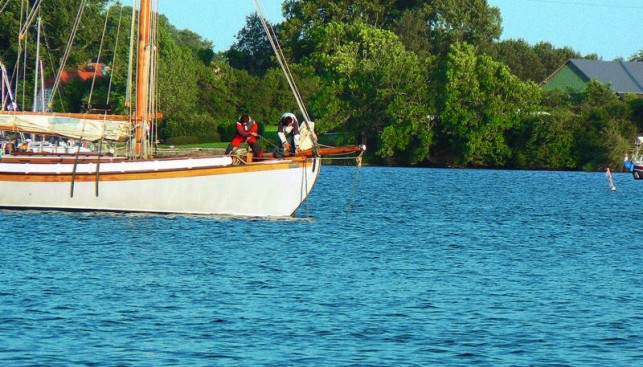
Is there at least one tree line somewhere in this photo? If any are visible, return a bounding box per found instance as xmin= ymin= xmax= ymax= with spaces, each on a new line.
xmin=1 ymin=0 xmax=641 ymax=170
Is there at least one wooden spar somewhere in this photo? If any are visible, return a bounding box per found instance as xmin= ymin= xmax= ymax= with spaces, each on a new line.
xmin=135 ymin=0 xmax=151 ymax=158
xmin=298 ymin=146 xmax=363 ymax=157
xmin=0 ymin=111 xmax=131 ymax=120
xmin=261 ymin=146 xmax=364 ymax=159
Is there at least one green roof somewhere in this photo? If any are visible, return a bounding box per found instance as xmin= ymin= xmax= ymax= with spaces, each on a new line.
xmin=541 ymin=59 xmax=643 ymax=95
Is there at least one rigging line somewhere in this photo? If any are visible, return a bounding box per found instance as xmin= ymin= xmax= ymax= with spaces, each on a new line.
xmin=32 ymin=15 xmax=41 ymax=112
xmin=0 ymin=0 xmax=10 ymax=16
xmin=125 ymin=0 xmax=136 ymax=110
xmin=124 ymin=0 xmax=137 ymax=157
xmin=523 ymin=0 xmax=643 ymax=9
xmin=107 ymin=4 xmax=125 ymax=104
xmin=20 ymin=8 xmax=28 ymax=111
xmin=0 ymin=63 xmax=15 ymax=104
xmin=88 ymin=4 xmax=112 ymax=107
xmin=300 ymin=157 xmax=310 ymax=217
xmin=257 ymin=134 xmax=281 ymax=150
xmin=269 ymin=23 xmax=311 ymax=124
xmin=257 ymin=1 xmax=309 ymax=123
xmin=146 ymin=0 xmax=159 ymax=155
xmin=39 ymin=60 xmax=44 ymax=110
xmin=49 ymin=0 xmax=89 ymax=108
xmin=41 ymin=28 xmax=67 ymax=112
xmin=19 ymin=0 xmax=43 ymax=38
xmin=253 ymin=0 xmax=320 ymax=153
xmin=11 ymin=0 xmax=26 ymax=105
xmin=154 ymin=0 xmax=160 ymax=150
xmin=261 ymin=12 xmax=307 ymax=118
xmin=95 ymin=139 xmax=104 ymax=197
xmin=70 ymin=120 xmax=88 ymax=198
xmin=318 ymin=156 xmax=363 ymax=161
xmin=251 ymin=2 xmax=308 ymax=117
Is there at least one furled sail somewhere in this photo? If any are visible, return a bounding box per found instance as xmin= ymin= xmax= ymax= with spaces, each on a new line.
xmin=0 ymin=111 xmax=130 ymax=141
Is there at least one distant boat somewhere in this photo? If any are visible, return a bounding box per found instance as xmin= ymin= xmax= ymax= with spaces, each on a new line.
xmin=606 ymin=168 xmax=616 ymax=191
xmin=0 ymin=0 xmax=364 ymax=217
xmin=623 ymin=136 xmax=643 ymax=180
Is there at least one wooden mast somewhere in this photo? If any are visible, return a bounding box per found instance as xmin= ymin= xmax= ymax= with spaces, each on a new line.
xmin=135 ymin=0 xmax=151 ymax=158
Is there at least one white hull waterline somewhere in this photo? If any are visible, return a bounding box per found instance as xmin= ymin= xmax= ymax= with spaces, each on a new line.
xmin=0 ymin=156 xmax=321 ymax=217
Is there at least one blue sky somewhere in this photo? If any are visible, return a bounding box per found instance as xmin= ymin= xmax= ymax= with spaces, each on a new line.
xmin=160 ymin=0 xmax=643 ymax=60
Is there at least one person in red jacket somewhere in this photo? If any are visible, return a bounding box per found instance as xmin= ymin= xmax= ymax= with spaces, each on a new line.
xmin=224 ymin=114 xmax=264 ymax=157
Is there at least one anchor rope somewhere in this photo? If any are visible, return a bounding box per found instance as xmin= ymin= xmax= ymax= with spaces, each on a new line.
xmin=345 ymin=161 xmax=362 ymax=217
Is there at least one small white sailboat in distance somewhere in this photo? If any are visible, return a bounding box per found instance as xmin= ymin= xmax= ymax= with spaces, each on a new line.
xmin=606 ymin=168 xmax=616 ymax=192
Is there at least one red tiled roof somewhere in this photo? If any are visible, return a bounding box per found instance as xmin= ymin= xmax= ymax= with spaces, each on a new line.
xmin=45 ymin=63 xmax=107 ymax=87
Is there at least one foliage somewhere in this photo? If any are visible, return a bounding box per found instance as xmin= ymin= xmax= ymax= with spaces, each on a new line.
xmin=629 ymin=49 xmax=643 ymax=62
xmin=436 ymin=42 xmax=540 ymax=166
xmin=628 ymin=96 xmax=643 ymax=129
xmin=411 ymin=0 xmax=502 ymax=56
xmin=1 ymin=0 xmax=640 ymax=170
xmin=307 ymin=21 xmax=434 ymax=164
xmin=483 ymin=40 xmax=588 ymax=83
xmin=225 ymin=13 xmax=277 ymax=76
xmin=515 ymin=82 xmax=637 ymax=171
xmin=251 ymin=64 xmax=322 ymax=125
xmin=282 ymin=0 xmax=502 ymax=60
xmin=515 ymin=109 xmax=579 ymax=169
xmin=164 ymin=135 xmax=201 ymax=145
xmin=0 ymin=0 xmax=110 ymax=110
xmin=574 ymin=80 xmax=634 ymax=169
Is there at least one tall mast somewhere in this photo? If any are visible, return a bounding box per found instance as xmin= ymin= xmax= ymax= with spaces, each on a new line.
xmin=135 ymin=0 xmax=151 ymax=158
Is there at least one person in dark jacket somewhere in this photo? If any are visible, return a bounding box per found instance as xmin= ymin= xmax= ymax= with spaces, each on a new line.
xmin=224 ymin=114 xmax=264 ymax=157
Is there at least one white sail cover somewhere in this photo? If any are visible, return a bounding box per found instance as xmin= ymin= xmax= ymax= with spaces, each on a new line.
xmin=297 ymin=121 xmax=316 ymax=151
xmin=0 ymin=112 xmax=130 ymax=141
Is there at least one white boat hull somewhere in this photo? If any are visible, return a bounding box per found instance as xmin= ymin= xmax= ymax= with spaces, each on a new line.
xmin=0 ymin=156 xmax=321 ymax=217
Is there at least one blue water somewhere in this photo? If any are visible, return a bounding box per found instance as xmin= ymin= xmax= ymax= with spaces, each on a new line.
xmin=1 ymin=166 xmax=641 ymax=366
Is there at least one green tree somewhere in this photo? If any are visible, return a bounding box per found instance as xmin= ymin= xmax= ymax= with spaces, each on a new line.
xmin=283 ymin=0 xmax=502 ymax=60
xmin=252 ymin=64 xmax=322 ymax=125
xmin=517 ymin=108 xmax=579 ymax=169
xmin=533 ymin=42 xmax=595 ymax=77
xmin=156 ymin=16 xmax=210 ymax=141
xmin=392 ymin=8 xmax=432 ymax=57
xmin=0 ymin=0 xmax=110 ymax=110
xmin=484 ymin=40 xmax=590 ymax=83
xmin=437 ymin=42 xmax=540 ymax=166
xmin=574 ymin=80 xmax=634 ymax=169
xmin=174 ymin=28 xmax=215 ymax=65
xmin=308 ymin=22 xmax=434 ymax=164
xmin=523 ymin=81 xmax=636 ymax=171
xmin=413 ymin=0 xmax=501 ymax=56
xmin=0 ymin=0 xmax=109 ymax=63
xmin=226 ymin=13 xmax=277 ymax=76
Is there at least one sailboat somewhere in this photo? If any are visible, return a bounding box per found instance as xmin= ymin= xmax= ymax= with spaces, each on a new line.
xmin=623 ymin=136 xmax=643 ymax=180
xmin=605 ymin=168 xmax=616 ymax=191
xmin=0 ymin=0 xmax=363 ymax=217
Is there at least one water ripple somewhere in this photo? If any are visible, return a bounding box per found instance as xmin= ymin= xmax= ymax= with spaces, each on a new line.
xmin=1 ymin=167 xmax=641 ymax=366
